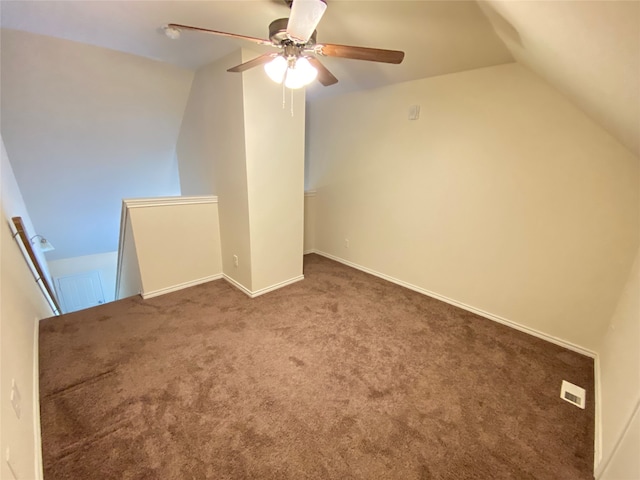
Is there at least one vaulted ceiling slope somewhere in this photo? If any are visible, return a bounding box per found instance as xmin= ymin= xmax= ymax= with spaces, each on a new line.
xmin=0 ymin=0 xmax=640 ymax=259
xmin=1 ymin=1 xmax=637 ymax=157
xmin=480 ymin=0 xmax=639 ymax=156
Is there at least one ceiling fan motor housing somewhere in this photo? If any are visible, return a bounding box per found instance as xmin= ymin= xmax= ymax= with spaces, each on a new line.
xmin=269 ymin=18 xmax=316 ymax=46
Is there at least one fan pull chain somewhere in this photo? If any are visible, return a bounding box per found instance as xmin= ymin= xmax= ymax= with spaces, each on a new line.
xmin=282 ymin=82 xmax=286 ymax=110
xmin=291 ymin=88 xmax=294 ymax=117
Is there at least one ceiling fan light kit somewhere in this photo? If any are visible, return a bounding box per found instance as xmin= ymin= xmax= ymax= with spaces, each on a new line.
xmin=265 ymin=55 xmax=318 ymax=89
xmin=166 ymin=0 xmax=404 ymax=90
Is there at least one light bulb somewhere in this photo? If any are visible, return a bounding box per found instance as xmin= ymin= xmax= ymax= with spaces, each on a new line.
xmin=264 ymin=56 xmax=288 ymax=84
xmin=284 ymin=57 xmax=318 ymax=89
xmin=163 ymin=26 xmax=181 ymax=40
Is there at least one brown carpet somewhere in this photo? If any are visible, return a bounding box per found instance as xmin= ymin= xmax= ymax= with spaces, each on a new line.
xmin=39 ymin=254 xmax=594 ymax=479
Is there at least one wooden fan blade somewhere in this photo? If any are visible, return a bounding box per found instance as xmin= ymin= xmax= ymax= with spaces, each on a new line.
xmin=167 ymin=23 xmax=272 ymax=46
xmin=316 ymin=43 xmax=405 ymax=64
xmin=307 ymin=57 xmax=338 ymax=86
xmin=227 ymin=53 xmax=279 ymax=73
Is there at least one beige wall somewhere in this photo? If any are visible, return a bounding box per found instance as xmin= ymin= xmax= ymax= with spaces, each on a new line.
xmin=1 ymin=136 xmax=54 ymax=480
xmin=599 ymin=405 xmax=640 ymax=479
xmin=125 ymin=197 xmax=222 ymax=297
xmin=596 ymin=247 xmax=640 ymax=476
xmin=116 ymin=215 xmax=142 ymax=299
xmin=241 ymin=49 xmax=305 ymax=292
xmin=307 ymin=62 xmax=639 ymax=352
xmin=304 ymin=192 xmax=317 ymax=253
xmin=177 ymin=51 xmax=253 ymax=290
xmin=48 ymin=252 xmax=118 ymax=303
xmin=0 ymin=29 xmax=193 ymax=261
xmin=0 ymin=138 xmax=54 ymax=289
xmin=177 ymin=49 xmax=305 ymax=294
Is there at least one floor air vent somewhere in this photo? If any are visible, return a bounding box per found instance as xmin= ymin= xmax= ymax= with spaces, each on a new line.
xmin=560 ymin=380 xmax=586 ymax=409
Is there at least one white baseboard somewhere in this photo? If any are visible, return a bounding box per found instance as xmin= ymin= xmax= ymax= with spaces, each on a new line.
xmin=251 ymin=275 xmax=305 ymax=298
xmin=594 ymin=355 xmax=602 ymax=473
xmin=223 ymin=274 xmax=305 ymax=298
xmin=222 ymin=274 xmax=253 ymax=297
xmin=33 ymin=317 xmax=44 ymax=480
xmin=141 ymin=274 xmax=223 ymax=299
xmin=311 ymin=250 xmax=596 ymax=358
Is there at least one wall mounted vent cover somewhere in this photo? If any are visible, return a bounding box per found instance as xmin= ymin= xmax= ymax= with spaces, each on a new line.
xmin=560 ymin=380 xmax=586 ymax=409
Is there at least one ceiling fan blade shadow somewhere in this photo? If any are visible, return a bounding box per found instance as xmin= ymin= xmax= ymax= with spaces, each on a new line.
xmin=227 ymin=53 xmax=279 ymax=73
xmin=316 ymin=44 xmax=404 ymax=64
xmin=307 ymin=57 xmax=338 ymax=86
xmin=167 ymin=23 xmax=272 ymax=45
xmin=286 ymin=0 xmax=327 ymax=43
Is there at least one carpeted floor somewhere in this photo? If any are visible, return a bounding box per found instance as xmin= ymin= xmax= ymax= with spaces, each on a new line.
xmin=39 ymin=254 xmax=594 ymax=479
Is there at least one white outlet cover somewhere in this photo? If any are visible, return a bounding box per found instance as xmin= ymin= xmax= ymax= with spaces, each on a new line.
xmin=560 ymin=380 xmax=586 ymax=409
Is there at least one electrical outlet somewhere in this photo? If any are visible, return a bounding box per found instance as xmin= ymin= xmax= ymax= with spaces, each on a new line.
xmin=10 ymin=380 xmax=21 ymax=419
xmin=233 ymin=255 xmax=239 ymax=268
xmin=344 ymin=238 xmax=349 ymax=248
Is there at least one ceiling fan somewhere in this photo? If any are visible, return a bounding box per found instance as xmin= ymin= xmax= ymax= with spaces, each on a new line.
xmin=165 ymin=0 xmax=405 ymax=89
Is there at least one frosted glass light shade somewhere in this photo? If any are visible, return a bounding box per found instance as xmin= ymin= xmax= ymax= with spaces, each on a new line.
xmin=284 ymin=57 xmax=318 ymax=89
xmin=264 ymin=55 xmax=288 ymax=83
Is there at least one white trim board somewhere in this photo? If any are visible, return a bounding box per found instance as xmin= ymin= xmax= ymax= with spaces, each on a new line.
xmin=307 ymin=250 xmax=596 ymax=358
xmin=122 ymin=195 xmax=218 ymax=208
xmin=33 ymin=317 xmax=44 ymax=480
xmin=223 ymin=274 xmax=305 ymax=298
xmin=141 ymin=274 xmax=223 ymax=299
xmin=594 ymin=356 xmax=602 ymax=473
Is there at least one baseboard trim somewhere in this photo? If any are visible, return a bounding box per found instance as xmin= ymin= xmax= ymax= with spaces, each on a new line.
xmin=223 ymin=274 xmax=305 ymax=298
xmin=251 ymin=275 xmax=305 ymax=298
xmin=141 ymin=274 xmax=223 ymax=299
xmin=594 ymin=355 xmax=602 ymax=473
xmin=222 ymin=274 xmax=253 ymax=297
xmin=311 ymin=250 xmax=596 ymax=358
xmin=33 ymin=317 xmax=44 ymax=480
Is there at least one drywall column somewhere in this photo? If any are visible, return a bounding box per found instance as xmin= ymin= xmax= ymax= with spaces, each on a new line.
xmin=241 ymin=49 xmax=305 ymax=293
xmin=177 ymin=50 xmax=253 ymax=291
xmin=176 ymin=49 xmax=305 ymax=295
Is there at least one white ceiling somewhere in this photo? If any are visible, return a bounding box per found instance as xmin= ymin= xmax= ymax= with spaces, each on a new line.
xmin=0 ymin=0 xmax=638 ymax=264
xmin=2 ymin=0 xmax=637 ymax=154
xmin=479 ymin=0 xmax=639 ymax=156
xmin=0 ymin=0 xmax=514 ymax=100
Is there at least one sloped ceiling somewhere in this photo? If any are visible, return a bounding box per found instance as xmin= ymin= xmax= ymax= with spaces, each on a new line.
xmin=480 ymin=0 xmax=639 ymax=156
xmin=2 ymin=0 xmax=636 ymax=154
xmin=0 ymin=1 xmax=638 ymax=261
xmin=0 ymin=1 xmax=513 ymax=98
